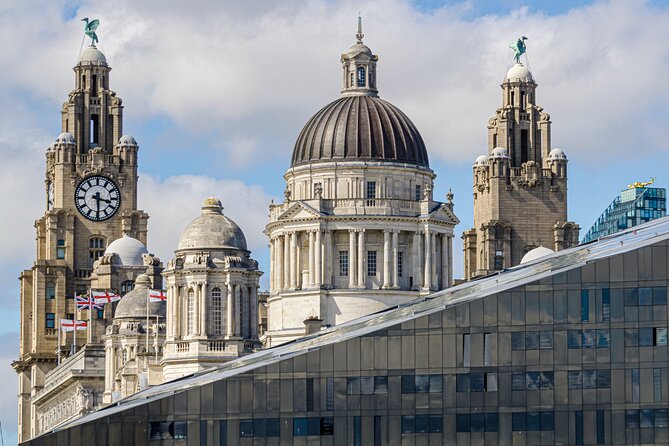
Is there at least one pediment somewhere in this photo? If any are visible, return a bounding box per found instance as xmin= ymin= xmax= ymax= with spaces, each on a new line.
xmin=276 ymin=201 xmax=324 ymax=221
xmin=424 ymin=204 xmax=460 ymax=226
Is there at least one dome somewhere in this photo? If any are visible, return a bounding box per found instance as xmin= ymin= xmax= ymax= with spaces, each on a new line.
xmin=177 ymin=198 xmax=247 ymax=251
xmin=490 ymin=147 xmax=509 ymax=158
xmin=114 ymin=274 xmax=165 ymax=319
xmin=520 ymin=246 xmax=555 ymax=264
xmin=291 ymin=96 xmax=429 ymax=168
xmin=548 ymin=148 xmax=567 ymax=160
xmin=105 ymin=235 xmax=149 ymax=266
xmin=474 ymin=155 xmax=489 ymax=166
xmin=505 ymin=63 xmax=534 ymax=82
xmin=56 ymin=132 xmax=76 ymax=145
xmin=118 ymin=135 xmax=137 ymax=146
xmin=78 ymin=45 xmax=107 ymax=65
xmin=346 ymin=42 xmax=373 ymax=58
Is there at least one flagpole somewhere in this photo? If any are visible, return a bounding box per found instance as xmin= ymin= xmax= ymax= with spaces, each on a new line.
xmin=88 ymin=289 xmax=93 ymax=344
xmin=146 ymin=288 xmax=149 ymax=358
xmin=155 ymin=314 xmax=159 ymax=362
xmin=73 ymin=310 xmax=77 ymax=354
xmin=57 ymin=319 xmax=61 ymax=366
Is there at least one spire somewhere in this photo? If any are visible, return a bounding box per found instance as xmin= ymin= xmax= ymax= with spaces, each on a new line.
xmin=355 ymin=14 xmax=364 ymax=43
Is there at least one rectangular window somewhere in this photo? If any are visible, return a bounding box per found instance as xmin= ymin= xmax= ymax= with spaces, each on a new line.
xmin=429 ymin=375 xmax=443 ymax=393
xmin=568 ymin=371 xmax=582 ymax=389
xmin=173 ymin=421 xmax=187 ymax=440
xmin=582 ymin=330 xmax=596 ymax=348
xmin=470 ymin=373 xmax=485 ymax=392
xmin=470 ymin=414 xmax=484 ymax=432
xmin=401 ymin=375 xmax=415 ymax=393
xmin=457 ymin=374 xmax=471 ymax=392
xmin=512 ymin=373 xmax=525 ymax=390
xmin=293 ymin=417 xmax=333 ymax=436
xmin=326 ymin=378 xmax=334 ymax=410
xmin=653 ymin=287 xmax=667 ymax=305
xmin=45 ymin=313 xmax=55 ymax=329
xmin=602 ymin=288 xmax=610 ymax=322
xmin=526 ymin=412 xmax=541 ymax=431
xmin=354 ymin=416 xmax=361 ymax=446
xmin=512 ymin=413 xmax=525 ymax=431
xmin=56 ymin=239 xmax=66 ymax=259
xmin=511 ymin=331 xmax=525 ymax=350
xmin=581 ymin=289 xmax=590 ymax=322
xmin=625 ymin=410 xmax=639 ymax=428
xmin=306 ymin=378 xmax=314 ymax=411
xmin=624 ymin=288 xmax=638 ymax=306
xmin=639 ymin=327 xmax=654 ymax=346
xmin=463 ymin=334 xmax=470 ymax=367
xmin=429 ymin=415 xmax=443 ymax=433
xmin=240 ymin=420 xmax=253 ymax=437
xmin=415 ymin=375 xmax=430 ymax=393
xmin=656 ymin=409 xmax=669 ymax=428
xmin=485 ymin=413 xmax=499 ymax=432
xmin=366 ymin=181 xmax=376 ymax=200
xmin=484 ymin=333 xmax=492 ymax=365
xmin=568 ymin=330 xmax=581 ymax=349
xmin=339 ymin=251 xmax=349 ymax=276
xmin=374 ymin=416 xmax=381 ymax=446
xmin=597 ymin=329 xmax=611 ymax=348
xmin=541 ymin=412 xmax=555 ymax=431
xmin=415 ymin=185 xmax=421 ymax=201
xmin=583 ymin=370 xmax=597 ymax=389
xmin=641 ymin=409 xmax=655 ymax=428
xmin=597 ymin=370 xmax=611 ymax=388
xmin=485 ymin=373 xmax=498 ymax=391
xmin=597 ymin=410 xmax=605 ymax=445
xmin=625 ymin=329 xmax=639 ymax=347
xmin=402 ymin=415 xmax=415 ymax=434
xmin=360 ymin=376 xmax=374 ymax=395
xmin=397 ymin=251 xmax=403 ymax=278
xmin=632 ymin=368 xmax=640 ymax=403
xmin=525 ymin=331 xmax=540 ymax=350
xmin=657 ymin=328 xmax=668 ymax=346
xmin=540 ymin=331 xmax=553 ymax=349
xmin=575 ymin=411 xmax=583 ymax=445
xmin=654 ymin=368 xmax=662 ymax=403
xmin=347 ymin=377 xmax=360 ymax=395
xmin=415 ymin=415 xmax=429 ymax=433
xmin=374 ymin=376 xmax=388 ymax=394
xmin=97 ymin=308 xmax=104 ymax=319
xmin=639 ymin=287 xmax=653 ymax=306
xmin=367 ymin=251 xmax=377 ymax=276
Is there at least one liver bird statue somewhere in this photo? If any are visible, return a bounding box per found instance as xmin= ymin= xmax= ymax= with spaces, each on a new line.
xmin=510 ymin=36 xmax=528 ymax=63
xmin=81 ymin=18 xmax=100 ymax=45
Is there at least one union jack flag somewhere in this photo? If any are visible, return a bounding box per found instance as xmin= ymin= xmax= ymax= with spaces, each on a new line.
xmin=149 ymin=289 xmax=167 ymax=302
xmin=92 ymin=290 xmax=121 ymax=304
xmin=75 ymin=295 xmax=103 ymax=310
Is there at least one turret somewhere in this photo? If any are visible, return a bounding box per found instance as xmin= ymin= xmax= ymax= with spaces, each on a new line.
xmin=340 ymin=16 xmax=378 ymax=97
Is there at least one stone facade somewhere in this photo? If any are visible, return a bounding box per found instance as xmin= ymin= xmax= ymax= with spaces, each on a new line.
xmin=463 ymin=63 xmax=579 ymax=280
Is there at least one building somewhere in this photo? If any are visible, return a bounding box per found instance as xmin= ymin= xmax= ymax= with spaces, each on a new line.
xmin=161 ymin=198 xmax=263 ymax=381
xmin=264 ymin=18 xmax=459 ymax=346
xmin=462 ymin=60 xmax=579 ymax=280
xmin=12 ymin=42 xmax=151 ymax=442
xmin=582 ymin=183 xmax=666 ymax=243
xmin=24 ymin=215 xmax=669 ymax=445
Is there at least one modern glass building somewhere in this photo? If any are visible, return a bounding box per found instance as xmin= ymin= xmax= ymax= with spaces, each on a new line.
xmin=24 ymin=216 xmax=669 ymax=446
xmin=582 ymin=186 xmax=666 ymax=243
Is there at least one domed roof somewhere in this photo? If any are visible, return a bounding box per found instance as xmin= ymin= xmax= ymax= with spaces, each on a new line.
xmin=177 ymin=198 xmax=247 ymax=251
xmin=78 ymin=45 xmax=107 ymax=65
xmin=114 ymin=274 xmax=165 ymax=319
xmin=520 ymin=246 xmax=555 ymax=264
xmin=105 ymin=235 xmax=148 ymax=266
xmin=118 ymin=135 xmax=137 ymax=146
xmin=56 ymin=132 xmax=76 ymax=145
xmin=346 ymin=42 xmax=373 ymax=58
xmin=490 ymin=147 xmax=509 ymax=158
xmin=474 ymin=155 xmax=489 ymax=166
xmin=291 ymin=95 xmax=429 ymax=168
xmin=548 ymin=148 xmax=567 ymax=160
xmin=505 ymin=63 xmax=534 ymax=82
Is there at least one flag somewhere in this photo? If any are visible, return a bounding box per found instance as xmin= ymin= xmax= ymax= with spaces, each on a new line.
xmin=60 ymin=319 xmax=87 ymax=332
xmin=92 ymin=290 xmax=121 ymax=304
xmin=76 ymin=295 xmax=103 ymax=310
xmin=149 ymin=289 xmax=167 ymax=302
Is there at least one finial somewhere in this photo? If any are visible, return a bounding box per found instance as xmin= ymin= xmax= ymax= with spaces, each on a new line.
xmin=81 ymin=18 xmax=101 ymax=46
xmin=355 ymin=14 xmax=364 ymax=43
xmin=446 ymin=188 xmax=454 ymax=206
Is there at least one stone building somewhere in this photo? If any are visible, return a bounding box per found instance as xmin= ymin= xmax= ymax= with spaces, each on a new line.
xmin=161 ymin=198 xmax=262 ymax=381
xmin=12 ymin=43 xmax=150 ymax=442
xmin=264 ymin=19 xmax=459 ymax=346
xmin=462 ymin=62 xmax=579 ymax=280
xmin=27 ymin=216 xmax=669 ymax=446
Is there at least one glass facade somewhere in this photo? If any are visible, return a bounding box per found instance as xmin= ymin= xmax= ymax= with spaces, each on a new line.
xmin=24 ymin=222 xmax=669 ymax=446
xmin=582 ymin=186 xmax=666 ymax=243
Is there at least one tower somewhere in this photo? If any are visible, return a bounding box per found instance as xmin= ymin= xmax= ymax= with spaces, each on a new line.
xmin=12 ymin=41 xmax=149 ymax=441
xmin=264 ymin=19 xmax=459 ymax=346
xmin=462 ymin=59 xmax=579 ymax=280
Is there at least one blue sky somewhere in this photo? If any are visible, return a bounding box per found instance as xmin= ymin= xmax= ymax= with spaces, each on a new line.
xmin=2 ymin=0 xmax=669 ymax=443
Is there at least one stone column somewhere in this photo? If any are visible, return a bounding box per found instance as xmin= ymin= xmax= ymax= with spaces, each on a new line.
xmin=413 ymin=231 xmax=422 ymax=290
xmin=250 ymin=286 xmax=258 ymax=338
xmin=290 ymin=232 xmax=297 ymax=289
xmin=431 ymin=232 xmax=437 ymax=289
xmin=324 ymin=230 xmax=332 ymax=288
xmin=226 ymin=282 xmax=234 ymax=337
xmin=308 ymin=230 xmax=315 ymax=288
xmin=176 ymin=285 xmax=182 ymax=338
xmin=283 ymin=234 xmax=290 ymax=289
xmin=392 ymin=230 xmax=399 ymax=288
xmin=166 ymin=286 xmax=173 ymax=339
xmin=423 ymin=229 xmax=431 ymax=291
xmin=441 ymin=234 xmax=449 ymax=290
xmin=200 ymin=282 xmax=208 ymax=336
xmin=234 ymin=284 xmax=241 ymax=336
xmin=194 ymin=282 xmax=201 ymax=336
xmin=448 ymin=236 xmax=453 ymax=287
xmin=383 ymin=230 xmax=391 ymax=288
xmin=269 ymin=238 xmax=275 ymax=293
xmin=315 ymin=230 xmax=322 ymax=288
xmin=276 ymin=236 xmax=284 ymax=291
xmin=348 ymin=229 xmax=357 ymax=288
xmin=357 ymin=229 xmax=365 ymax=288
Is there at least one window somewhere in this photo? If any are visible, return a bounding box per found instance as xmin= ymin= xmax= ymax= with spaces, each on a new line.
xmin=484 ymin=333 xmax=492 ymax=365
xmin=463 ymin=334 xmax=470 ymax=366
xmin=357 ymin=66 xmax=365 ymax=87
xmin=97 ymin=309 xmax=104 ymax=319
xmin=575 ymin=411 xmax=583 ymax=445
xmin=56 ymin=239 xmax=65 ymax=259
xmin=654 ymin=368 xmax=662 ymax=403
xmin=350 ymin=72 xmax=354 ymax=87
xmin=654 ymin=287 xmax=667 ymax=305
xmin=367 ymin=251 xmax=377 ymax=276
xmin=46 ymin=282 xmax=56 ymax=300
xmin=456 ymin=413 xmax=498 ymax=432
xmin=45 ymin=313 xmax=55 ymax=329
xmin=239 ymin=419 xmax=280 ymax=438
xmin=374 ymin=376 xmax=388 ymax=394
xmin=512 ymin=412 xmax=555 ymax=431
xmin=339 ymin=251 xmax=348 ymax=276
xmin=401 ymin=415 xmax=443 ymax=434
xmin=568 ymin=370 xmax=610 ymax=389
xmin=306 ymin=378 xmax=314 ymax=411
xmin=632 ymin=368 xmax=640 ymax=403
xmin=602 ymin=288 xmax=610 ymax=322
xmin=346 ymin=376 xmax=359 ymax=395
xmin=639 ymin=287 xmax=653 ymax=306
xmin=415 ymin=185 xmax=421 ymax=201
xmin=625 ymin=410 xmax=639 ymax=428
xmin=326 ymin=378 xmax=334 ymax=410
xmin=512 ymin=331 xmax=553 ymax=350
xmin=121 ymin=280 xmax=134 ymax=294
xmin=211 ymin=288 xmax=222 ymax=335
xmin=293 ymin=417 xmax=333 ymax=436
xmin=513 ymin=372 xmax=554 ymax=390
xmin=397 ymin=251 xmax=403 ymax=278
xmin=187 ymin=289 xmax=195 ymax=335
xmin=89 ymin=237 xmax=105 ymax=265
xmin=354 ymin=416 xmax=361 ymax=446
xmin=597 ymin=410 xmax=605 ymax=445
xmin=148 ymin=421 xmax=188 ymax=440
xmin=581 ymin=289 xmax=589 ymax=322
xmin=366 ymin=181 xmax=376 ymax=206
xmin=657 ymin=328 xmax=668 ymax=346
xmin=348 ymin=376 xmax=388 ymax=395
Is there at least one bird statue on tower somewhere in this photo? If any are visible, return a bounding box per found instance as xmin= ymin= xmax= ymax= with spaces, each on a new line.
xmin=81 ymin=17 xmax=100 ymax=45
xmin=510 ymin=36 xmax=528 ymax=63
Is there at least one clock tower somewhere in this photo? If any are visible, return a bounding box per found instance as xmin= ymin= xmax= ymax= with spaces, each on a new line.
xmin=12 ymin=43 xmax=149 ymax=442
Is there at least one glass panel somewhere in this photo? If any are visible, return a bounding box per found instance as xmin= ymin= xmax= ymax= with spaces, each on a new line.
xmin=486 ymin=373 xmax=498 ymax=392
xmin=512 ymin=413 xmax=526 ymax=431
xmin=526 ymin=331 xmax=540 ymax=350
xmin=541 ymin=412 xmax=555 ymax=431
xmin=582 ymin=330 xmax=596 ymax=348
xmin=173 ymin=421 xmax=187 ymax=440
xmin=639 ymin=288 xmax=653 ymax=306
xmin=374 ymin=376 xmax=388 ymax=394
xmin=293 ymin=418 xmax=308 ymax=436
xmin=326 ymin=378 xmax=334 ymax=410
xmin=540 ymin=372 xmax=554 ymax=390
xmin=457 ymin=374 xmax=470 ymax=392
xmin=463 ymin=334 xmax=470 ymax=366
xmin=639 ymin=328 xmax=654 ymax=346
xmin=624 ymin=288 xmax=638 ymax=306
xmin=625 ymin=329 xmax=639 ymax=347
xmin=581 ymin=290 xmax=590 ymax=322
xmin=625 ymin=410 xmax=640 ymax=428
xmin=401 ymin=375 xmax=415 ymax=393
xmin=429 ymin=415 xmax=443 ymax=433
xmin=568 ymin=371 xmax=582 ymax=389
xmin=655 ymin=409 xmax=669 ymax=428
xmin=657 ymin=328 xmax=668 ymax=346
xmin=512 ymin=373 xmax=526 ymax=390
xmin=653 ymin=287 xmax=667 ymax=305
xmin=267 ymin=419 xmax=280 ymax=437
xmin=320 ymin=417 xmax=334 ymax=436
xmin=415 ymin=415 xmax=429 ymax=434
xmin=540 ymin=331 xmax=553 ymax=349
xmin=654 ymin=369 xmax=662 ymax=402
xmin=360 ymin=376 xmax=374 ymax=395
xmin=347 ymin=377 xmax=360 ymax=395
xmin=526 ymin=372 xmax=541 ymax=391
xmin=429 ymin=375 xmax=443 ymax=393
xmin=575 ymin=411 xmax=583 ymax=445
xmin=527 ymin=412 xmax=541 ymax=431
xmin=640 ymin=409 xmax=655 ymax=428
xmin=307 ymin=417 xmax=320 ymax=436
xmin=602 ymin=289 xmax=611 ymax=322
xmin=415 ymin=375 xmax=430 ymax=393
xmin=470 ymin=413 xmax=485 ymax=432
xmin=456 ymin=414 xmax=470 ymax=432
xmin=632 ymin=368 xmax=640 ymax=403
xmin=597 ymin=411 xmax=605 ymax=444
xmin=583 ymin=370 xmax=597 ymax=389
xmin=402 ymin=416 xmax=415 ymax=434
xmin=597 ymin=330 xmax=611 ymax=348
xmin=568 ymin=331 xmax=581 ymax=349
xmin=354 ymin=416 xmax=361 ymax=446
xmin=252 ymin=419 xmax=266 ymax=437
xmin=511 ymin=332 xmax=525 ymax=350
xmin=485 ymin=413 xmax=499 ymax=432
xmin=597 ymin=370 xmax=611 ymax=388
xmin=471 ymin=373 xmax=485 ymax=392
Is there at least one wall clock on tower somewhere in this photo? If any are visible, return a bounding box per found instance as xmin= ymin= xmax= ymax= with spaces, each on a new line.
xmin=75 ymin=175 xmax=121 ymax=221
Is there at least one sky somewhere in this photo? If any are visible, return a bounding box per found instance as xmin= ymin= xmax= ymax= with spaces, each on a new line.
xmin=2 ymin=0 xmax=669 ymax=443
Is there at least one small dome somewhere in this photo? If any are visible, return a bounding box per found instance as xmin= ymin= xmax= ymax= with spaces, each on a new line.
xmin=118 ymin=135 xmax=137 ymax=146
xmin=490 ymin=147 xmax=509 ymax=158
xmin=114 ymin=274 xmax=165 ymax=319
xmin=548 ymin=148 xmax=567 ymax=160
xmin=505 ymin=63 xmax=534 ymax=83
xmin=105 ymin=235 xmax=149 ymax=266
xmin=78 ymin=45 xmax=107 ymax=65
xmin=520 ymin=246 xmax=555 ymax=264
xmin=474 ymin=155 xmax=489 ymax=166
xmin=177 ymin=198 xmax=247 ymax=251
xmin=56 ymin=132 xmax=76 ymax=145
xmin=346 ymin=43 xmax=373 ymax=58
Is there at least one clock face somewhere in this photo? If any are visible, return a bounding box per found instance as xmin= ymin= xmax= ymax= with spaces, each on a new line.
xmin=75 ymin=176 xmax=121 ymax=221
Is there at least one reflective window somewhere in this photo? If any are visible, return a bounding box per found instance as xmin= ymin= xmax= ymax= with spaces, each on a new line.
xmin=293 ymin=417 xmax=333 ymax=436
xmin=374 ymin=376 xmax=388 ymax=394
xmin=625 ymin=410 xmax=639 ymax=428
xmin=624 ymin=288 xmax=638 ymax=306
xmin=148 ymin=421 xmax=188 ymax=440
xmin=211 ymin=288 xmax=222 ymax=335
xmin=581 ymin=289 xmax=590 ymax=322
xmin=367 ymin=251 xmax=377 ymax=276
xmin=639 ymin=287 xmax=653 ymax=306
xmin=568 ymin=331 xmax=581 ymax=349
xmin=640 ymin=409 xmax=655 ymax=428
xmin=653 ymin=287 xmax=667 ymax=305
xmin=357 ymin=67 xmax=366 ymax=87
xmin=45 ymin=313 xmax=55 ymax=329
xmin=46 ymin=282 xmax=56 ymax=300
xmin=601 ymin=288 xmax=610 ymax=322
xmin=656 ymin=409 xmax=669 ymax=428
xmin=657 ymin=328 xmax=668 ymax=346
xmin=339 ymin=251 xmax=349 ymax=276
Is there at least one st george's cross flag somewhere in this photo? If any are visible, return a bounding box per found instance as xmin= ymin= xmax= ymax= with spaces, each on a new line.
xmin=75 ymin=294 xmax=103 ymax=310
xmin=92 ymin=290 xmax=122 ymax=304
xmin=149 ymin=289 xmax=167 ymax=302
xmin=60 ymin=319 xmax=87 ymax=332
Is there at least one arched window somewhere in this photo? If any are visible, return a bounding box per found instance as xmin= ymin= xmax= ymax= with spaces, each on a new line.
xmin=187 ymin=289 xmax=195 ymax=335
xmin=46 ymin=282 xmax=56 ymax=300
xmin=89 ymin=237 xmax=106 ymax=266
xmin=357 ymin=67 xmax=366 ymax=87
xmin=211 ymin=288 xmax=222 ymax=335
xmin=121 ymin=281 xmax=134 ymax=294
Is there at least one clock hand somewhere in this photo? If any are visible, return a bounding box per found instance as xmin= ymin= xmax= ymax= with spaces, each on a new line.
xmin=94 ymin=191 xmax=101 ymax=210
